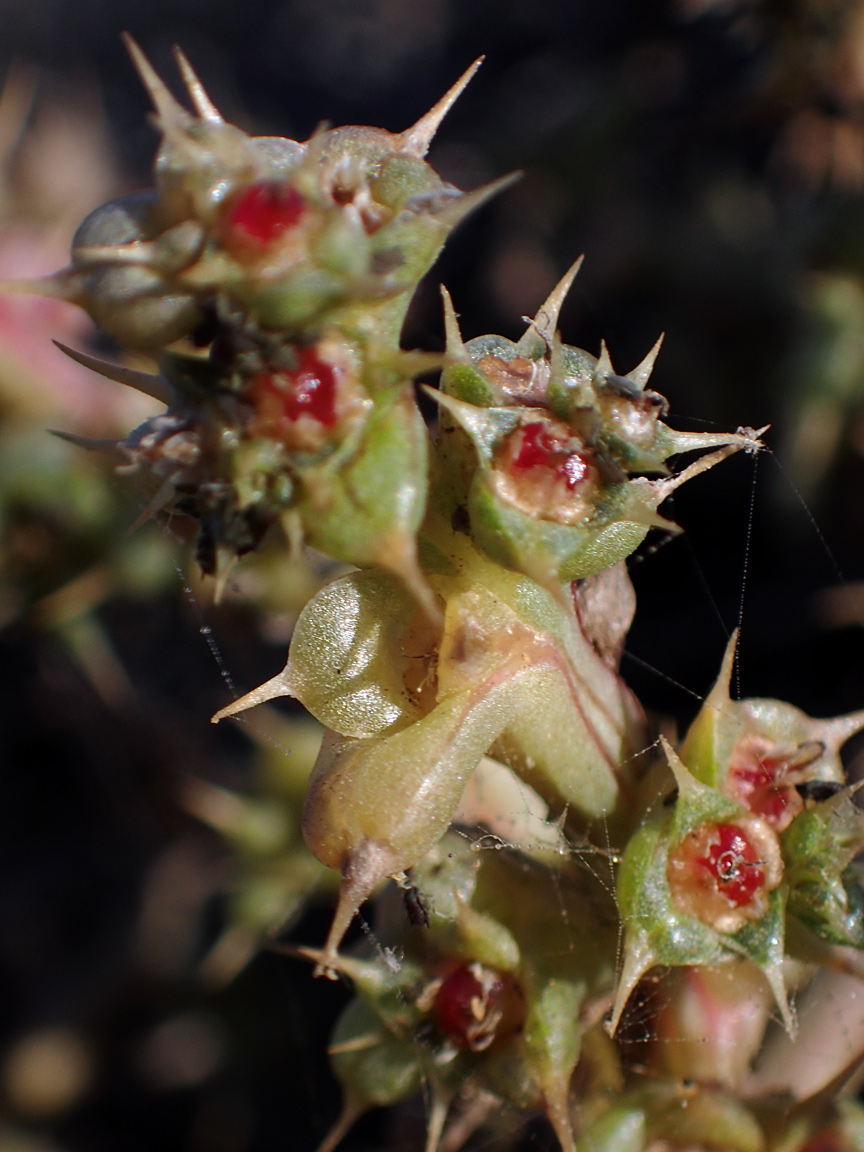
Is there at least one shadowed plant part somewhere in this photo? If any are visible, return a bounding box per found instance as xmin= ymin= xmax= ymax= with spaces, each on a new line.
xmin=10 ymin=32 xmax=864 ymax=1152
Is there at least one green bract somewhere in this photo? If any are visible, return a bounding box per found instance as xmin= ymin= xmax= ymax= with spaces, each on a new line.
xmin=783 ymin=787 xmax=864 ymax=947
xmin=216 ymin=522 xmax=647 ymax=967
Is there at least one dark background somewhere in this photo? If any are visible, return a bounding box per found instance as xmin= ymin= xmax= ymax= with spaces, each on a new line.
xmin=3 ymin=1 xmax=864 ymax=1149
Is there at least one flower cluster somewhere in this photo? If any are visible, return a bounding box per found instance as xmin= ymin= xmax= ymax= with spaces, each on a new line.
xmin=15 ymin=38 xmax=864 ymax=1152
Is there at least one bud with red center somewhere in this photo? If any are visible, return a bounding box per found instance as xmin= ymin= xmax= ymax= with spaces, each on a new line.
xmin=492 ymin=417 xmax=600 ymax=526
xmin=511 ymin=422 xmax=589 ymax=489
xmin=797 ymin=1133 xmax=850 ymax=1152
xmin=433 ymin=961 xmax=524 ymax=1052
xmin=611 ymin=738 xmax=797 ymax=1040
xmin=247 ymin=339 xmax=369 ymax=454
xmin=726 ymin=734 xmax=808 ymax=831
xmin=221 ymin=180 xmax=307 ymax=255
xmin=667 ymin=816 xmax=783 ymax=934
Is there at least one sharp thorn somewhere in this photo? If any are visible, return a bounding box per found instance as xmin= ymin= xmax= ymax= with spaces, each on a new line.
xmin=0 ymin=273 xmax=74 ymax=300
xmin=72 ymin=241 xmax=154 ymax=266
xmin=594 ymin=338 xmax=615 ymax=381
xmin=53 ymin=341 xmax=172 ymax=405
xmin=122 ymin=32 xmax=191 ymax=131
xmin=432 ymin=170 xmax=521 ymax=228
xmin=654 ymin=442 xmax=745 ymax=500
xmin=627 ymin=333 xmax=665 ymax=390
xmin=439 ymin=285 xmax=466 ymax=357
xmin=172 ymin=45 xmax=223 ymax=122
xmin=526 ymin=255 xmax=584 ymax=345
xmin=49 ymin=429 xmax=125 ymax=458
xmin=713 ymin=629 xmax=739 ymax=702
xmin=314 ymin=1101 xmax=365 ymax=1152
xmin=398 ymin=57 xmax=484 ymax=158
xmin=424 ymin=1090 xmax=452 ymax=1152
xmin=211 ymin=548 xmax=238 ymax=604
xmin=126 ymin=477 xmax=176 ymax=534
xmin=211 ymin=665 xmax=294 ymax=723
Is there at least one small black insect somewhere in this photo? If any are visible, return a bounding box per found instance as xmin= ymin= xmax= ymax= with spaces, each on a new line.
xmin=795 ymin=780 xmax=845 ymax=803
xmin=403 ymin=883 xmax=430 ymax=928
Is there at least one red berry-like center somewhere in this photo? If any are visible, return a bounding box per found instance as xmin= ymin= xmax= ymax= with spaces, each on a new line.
xmin=726 ymin=736 xmax=806 ymax=830
xmin=729 ymin=759 xmax=792 ymax=826
xmin=511 ymin=422 xmax=589 ymax=490
xmin=224 ymin=181 xmax=306 ymax=250
xmin=434 ymin=963 xmax=507 ymax=1052
xmin=255 ymin=348 xmax=338 ymax=428
xmin=798 ymin=1133 xmax=849 ymax=1152
xmin=695 ymin=823 xmax=764 ymax=907
xmin=798 ymin=1132 xmax=849 ymax=1152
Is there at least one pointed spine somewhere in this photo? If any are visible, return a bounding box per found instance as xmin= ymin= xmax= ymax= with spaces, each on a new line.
xmin=517 ymin=254 xmax=584 ymax=353
xmin=593 ymin=338 xmax=615 ymax=382
xmin=626 ymin=333 xmax=664 ymax=390
xmin=211 ymin=664 xmax=295 ymax=723
xmin=431 ymin=171 xmax=521 ymax=228
xmin=652 ymin=433 xmax=765 ymax=503
xmin=440 ymin=286 xmax=468 ymax=360
xmin=52 ymin=341 xmax=173 ymax=405
xmin=122 ymin=32 xmax=192 ymax=131
xmin=50 ymin=430 xmax=125 ymax=458
xmin=397 ymin=58 xmax=484 ymax=158
xmin=172 ymin=45 xmax=223 ymax=122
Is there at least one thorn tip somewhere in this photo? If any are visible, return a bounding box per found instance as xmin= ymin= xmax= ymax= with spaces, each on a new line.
xmin=399 ymin=58 xmax=484 ymax=158
xmin=172 ymin=45 xmax=223 ymax=122
xmin=122 ymin=32 xmax=191 ymax=131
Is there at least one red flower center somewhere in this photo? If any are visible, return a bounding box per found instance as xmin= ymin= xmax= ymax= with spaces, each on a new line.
xmin=511 ymin=422 xmax=589 ymax=490
xmin=249 ymin=348 xmax=339 ymax=447
xmin=223 ymin=181 xmax=306 ymax=251
xmin=726 ymin=735 xmax=808 ymax=830
xmin=797 ymin=1132 xmax=849 ymax=1152
xmin=433 ymin=963 xmax=523 ymax=1052
xmin=696 ymin=823 xmax=764 ymax=907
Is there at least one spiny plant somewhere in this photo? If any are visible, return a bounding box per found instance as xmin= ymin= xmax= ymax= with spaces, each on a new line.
xmin=10 ymin=36 xmax=864 ymax=1152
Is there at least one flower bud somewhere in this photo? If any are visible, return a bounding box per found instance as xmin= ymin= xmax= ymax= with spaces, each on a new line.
xmin=435 ymin=269 xmax=763 ymax=592
xmin=613 ymin=737 xmax=792 ymax=1038
xmin=667 ymin=816 xmax=783 ymax=935
xmin=34 ymin=44 xmax=507 ymax=356
xmin=645 ymin=962 xmax=772 ymax=1088
xmin=679 ymin=631 xmax=864 ymax=823
xmin=434 ymin=962 xmax=525 ymax=1052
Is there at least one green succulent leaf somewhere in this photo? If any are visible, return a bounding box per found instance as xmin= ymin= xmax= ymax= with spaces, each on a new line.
xmin=580 ymin=1105 xmax=647 ymax=1152
xmin=643 ymin=1085 xmax=765 ymax=1152
xmin=329 ymin=997 xmax=423 ymax=1108
xmin=784 ymin=789 xmax=864 ymax=947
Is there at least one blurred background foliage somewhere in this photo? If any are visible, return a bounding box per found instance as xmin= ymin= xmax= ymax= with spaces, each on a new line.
xmin=5 ymin=0 xmax=864 ymax=1149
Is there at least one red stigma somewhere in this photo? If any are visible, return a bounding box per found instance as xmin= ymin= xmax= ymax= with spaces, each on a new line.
xmin=727 ymin=736 xmax=805 ymax=830
xmin=511 ymin=422 xmax=589 ymax=490
xmin=223 ymin=181 xmax=306 ymax=251
xmin=281 ymin=348 xmax=338 ymax=427
xmin=798 ymin=1134 xmax=849 ymax=1152
xmin=434 ymin=963 xmax=519 ymax=1052
xmin=696 ymin=823 xmax=764 ymax=907
xmin=249 ymin=348 xmax=339 ymax=447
